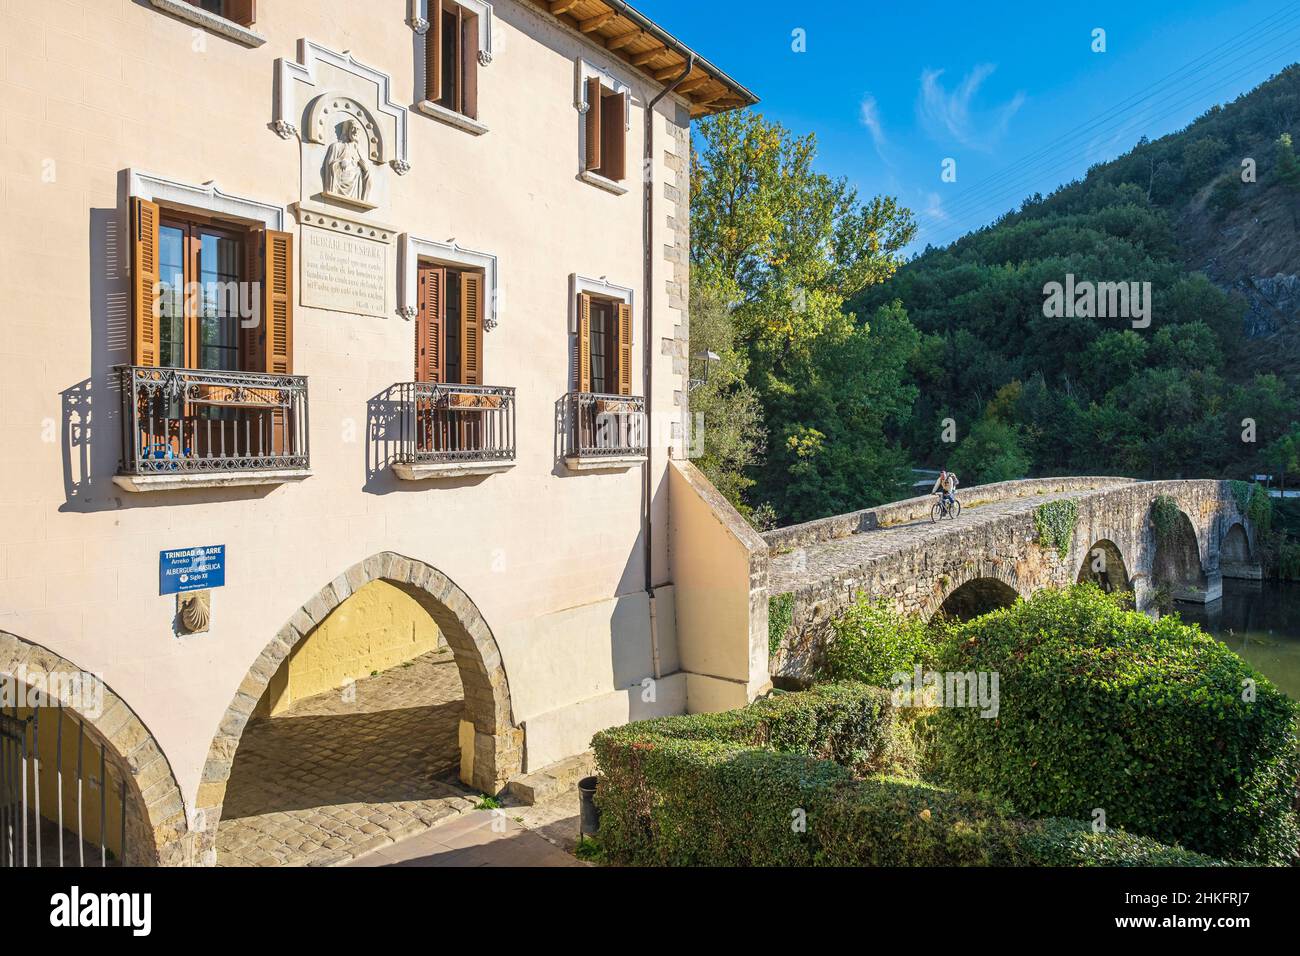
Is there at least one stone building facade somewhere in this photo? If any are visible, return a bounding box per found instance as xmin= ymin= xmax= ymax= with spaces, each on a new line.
xmin=0 ymin=0 xmax=762 ymax=864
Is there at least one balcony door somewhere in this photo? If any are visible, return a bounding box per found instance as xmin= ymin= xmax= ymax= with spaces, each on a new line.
xmin=157 ymin=217 xmax=245 ymax=374
xmin=415 ymin=262 xmax=485 ymax=456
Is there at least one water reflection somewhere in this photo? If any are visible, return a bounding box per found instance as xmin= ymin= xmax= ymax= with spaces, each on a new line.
xmin=1176 ymin=579 xmax=1300 ymax=700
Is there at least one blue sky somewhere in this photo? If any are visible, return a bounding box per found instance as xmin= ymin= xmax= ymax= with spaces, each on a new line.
xmin=635 ymin=0 xmax=1300 ymax=251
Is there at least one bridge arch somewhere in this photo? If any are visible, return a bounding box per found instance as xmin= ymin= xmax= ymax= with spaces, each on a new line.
xmin=1077 ymin=539 xmax=1131 ymax=592
xmin=192 ymin=552 xmax=521 ymax=865
xmin=924 ymin=562 xmax=1030 ymax=622
xmin=1151 ymin=504 xmax=1207 ymax=598
xmin=0 ymin=631 xmax=188 ymax=866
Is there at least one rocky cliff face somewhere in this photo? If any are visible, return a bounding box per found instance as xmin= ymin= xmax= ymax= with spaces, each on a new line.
xmin=1180 ymin=179 xmax=1300 ymax=375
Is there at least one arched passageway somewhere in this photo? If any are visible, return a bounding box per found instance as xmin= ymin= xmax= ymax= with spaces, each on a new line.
xmin=1152 ymin=506 xmax=1207 ymax=600
xmin=195 ymin=553 xmax=521 ymax=867
xmin=935 ymin=577 xmax=1020 ymax=621
xmin=1221 ymin=523 xmax=1260 ymax=580
xmin=0 ymin=633 xmax=186 ymax=867
xmin=1077 ymin=540 xmax=1130 ymax=593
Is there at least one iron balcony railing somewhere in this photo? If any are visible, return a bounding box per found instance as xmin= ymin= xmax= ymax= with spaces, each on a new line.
xmin=117 ymin=365 xmax=310 ymax=476
xmin=396 ymin=382 xmax=517 ymax=464
xmin=563 ymin=391 xmax=647 ymax=459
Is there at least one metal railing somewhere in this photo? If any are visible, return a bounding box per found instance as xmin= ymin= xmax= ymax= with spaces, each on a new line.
xmin=117 ymin=365 xmax=310 ymax=476
xmin=1 ymin=710 xmax=127 ymax=867
xmin=395 ymin=383 xmax=517 ymax=464
xmin=562 ymin=391 xmax=646 ymax=459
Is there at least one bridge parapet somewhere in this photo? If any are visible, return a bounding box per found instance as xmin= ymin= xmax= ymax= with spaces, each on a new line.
xmin=763 ymin=476 xmax=1137 ymax=553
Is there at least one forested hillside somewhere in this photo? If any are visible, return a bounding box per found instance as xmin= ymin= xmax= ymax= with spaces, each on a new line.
xmin=690 ymin=65 xmax=1300 ymax=528
xmin=851 ymin=63 xmax=1300 ymax=487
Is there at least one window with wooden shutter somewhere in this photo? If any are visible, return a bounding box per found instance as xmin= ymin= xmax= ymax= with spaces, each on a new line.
xmin=262 ymin=230 xmax=293 ymax=374
xmin=241 ymin=227 xmax=265 ymax=372
xmin=423 ymin=1 xmax=480 ymax=119
xmin=577 ymin=292 xmax=592 ymax=393
xmin=461 ymin=272 xmax=483 ymax=385
xmin=600 ymin=91 xmax=627 ymax=182
xmin=416 ymin=265 xmax=445 ymax=383
xmin=584 ymin=77 xmax=604 ymax=173
xmin=131 ymin=197 xmax=162 ymax=368
xmin=616 ymin=302 xmax=632 ymax=395
xmin=219 ymin=0 xmax=255 ymax=27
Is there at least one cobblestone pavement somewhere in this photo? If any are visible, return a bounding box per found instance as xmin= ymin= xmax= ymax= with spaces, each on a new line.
xmin=769 ymin=485 xmax=1112 ymax=594
xmin=216 ymin=649 xmax=479 ymax=867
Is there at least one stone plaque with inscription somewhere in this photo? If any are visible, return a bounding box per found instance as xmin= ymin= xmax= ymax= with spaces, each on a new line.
xmin=294 ymin=202 xmax=397 ymax=319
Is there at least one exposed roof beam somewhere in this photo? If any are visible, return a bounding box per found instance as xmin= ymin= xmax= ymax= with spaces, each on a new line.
xmin=630 ymin=45 xmax=666 ymax=66
xmin=675 ymin=76 xmax=713 ymax=95
xmin=549 ymin=0 xmax=580 ymax=14
xmin=579 ymin=11 xmax=616 ymax=32
xmin=653 ymin=64 xmax=689 ymax=82
xmin=606 ymin=29 xmax=643 ymax=51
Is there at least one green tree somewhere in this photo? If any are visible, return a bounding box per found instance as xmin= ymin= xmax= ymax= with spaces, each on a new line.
xmin=949 ymin=415 xmax=1030 ymax=484
xmin=691 ymin=111 xmax=917 ymax=521
xmin=686 ymin=289 xmax=765 ymax=512
xmin=1275 ymin=132 xmax=1300 ymax=189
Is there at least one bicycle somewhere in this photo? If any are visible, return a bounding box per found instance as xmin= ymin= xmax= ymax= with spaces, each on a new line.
xmin=931 ymin=491 xmax=961 ymax=523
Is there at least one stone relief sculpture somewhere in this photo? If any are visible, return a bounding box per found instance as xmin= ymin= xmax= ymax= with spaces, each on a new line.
xmin=323 ymin=119 xmax=372 ymax=202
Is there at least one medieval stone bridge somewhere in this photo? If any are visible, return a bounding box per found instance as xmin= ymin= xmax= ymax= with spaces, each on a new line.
xmin=762 ymin=477 xmax=1260 ymax=684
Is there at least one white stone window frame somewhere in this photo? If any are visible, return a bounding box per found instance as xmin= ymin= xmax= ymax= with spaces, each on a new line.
xmin=569 ymin=273 xmax=633 ymax=334
xmin=574 ymin=58 xmax=632 ymax=196
xmin=398 ymin=235 xmax=501 ymax=329
xmin=126 ymin=168 xmax=286 ymax=235
xmin=410 ymin=0 xmax=495 ymax=137
xmin=148 ymin=0 xmax=266 ymax=47
xmin=274 ymin=39 xmax=412 ymax=175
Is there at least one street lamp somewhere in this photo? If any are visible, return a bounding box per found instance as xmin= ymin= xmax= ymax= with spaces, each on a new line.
xmin=688 ymin=350 xmax=720 ymax=391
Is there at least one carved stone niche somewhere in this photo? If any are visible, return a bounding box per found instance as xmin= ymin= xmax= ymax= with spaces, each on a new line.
xmin=273 ymin=39 xmax=413 ymax=213
xmin=273 ymin=39 xmax=411 ymax=319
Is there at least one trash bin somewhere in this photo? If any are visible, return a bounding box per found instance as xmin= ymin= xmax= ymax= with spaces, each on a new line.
xmin=578 ymin=775 xmax=601 ymax=837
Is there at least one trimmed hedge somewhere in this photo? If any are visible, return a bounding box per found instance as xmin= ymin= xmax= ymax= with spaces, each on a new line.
xmin=592 ymin=683 xmax=1226 ymax=867
xmin=930 ymin=585 xmax=1300 ymax=865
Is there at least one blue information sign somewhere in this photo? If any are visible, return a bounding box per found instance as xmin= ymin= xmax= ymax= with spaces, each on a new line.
xmin=159 ymin=545 xmax=226 ymax=595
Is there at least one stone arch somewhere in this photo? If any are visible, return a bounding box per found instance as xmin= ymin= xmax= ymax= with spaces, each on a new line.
xmin=923 ymin=562 xmax=1030 ymax=622
xmin=0 ymin=631 xmax=188 ymax=866
xmin=1151 ymin=504 xmax=1206 ymax=597
xmin=192 ymin=552 xmax=521 ymax=865
xmin=1076 ymin=539 xmax=1131 ymax=592
xmin=1220 ymin=521 xmax=1260 ymax=580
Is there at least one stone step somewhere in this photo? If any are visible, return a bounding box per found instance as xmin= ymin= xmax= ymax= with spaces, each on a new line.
xmin=507 ymin=752 xmax=595 ymax=805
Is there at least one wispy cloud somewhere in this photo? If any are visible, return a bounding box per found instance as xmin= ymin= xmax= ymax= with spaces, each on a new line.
xmin=917 ymin=64 xmax=1025 ymax=151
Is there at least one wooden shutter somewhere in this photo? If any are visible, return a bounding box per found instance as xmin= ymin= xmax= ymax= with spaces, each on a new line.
xmin=262 ymin=230 xmax=293 ymax=374
xmin=416 ymin=265 xmax=445 ymax=383
xmin=224 ymin=0 xmax=256 ymax=27
xmin=601 ymin=91 xmax=627 ymax=181
xmin=460 ymin=271 xmax=482 ymax=385
xmin=461 ymin=11 xmax=479 ymax=120
xmin=616 ymin=302 xmax=632 ymax=395
xmin=577 ymin=292 xmax=592 ymax=393
xmin=241 ymin=227 xmax=266 ymax=372
xmin=424 ymin=0 xmax=443 ymax=103
xmin=131 ymin=197 xmax=162 ymax=367
xmin=584 ymin=77 xmax=603 ymax=172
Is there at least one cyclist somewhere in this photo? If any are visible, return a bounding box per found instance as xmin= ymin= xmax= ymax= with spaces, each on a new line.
xmin=931 ymin=468 xmax=959 ymax=512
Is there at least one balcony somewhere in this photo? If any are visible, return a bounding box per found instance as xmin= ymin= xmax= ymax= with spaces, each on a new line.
xmin=561 ymin=391 xmax=647 ymax=472
xmin=392 ymin=383 xmax=517 ymax=480
xmin=114 ymin=365 xmax=310 ymax=493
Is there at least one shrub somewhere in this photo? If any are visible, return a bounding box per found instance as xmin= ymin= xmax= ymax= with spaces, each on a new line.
xmin=768 ymin=592 xmax=795 ymax=657
xmin=1151 ymin=493 xmax=1183 ymax=541
xmin=929 ymin=584 xmax=1300 ymax=864
xmin=1033 ymin=500 xmax=1078 ymax=559
xmin=823 ymin=596 xmax=938 ymax=687
xmin=592 ymin=681 xmax=1227 ymax=867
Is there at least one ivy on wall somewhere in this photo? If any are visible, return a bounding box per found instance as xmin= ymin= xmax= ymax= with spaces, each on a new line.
xmin=1033 ymin=500 xmax=1078 ymax=560
xmin=1151 ymin=494 xmax=1183 ymax=543
xmin=1229 ymin=480 xmax=1272 ymax=533
xmin=768 ymin=592 xmax=795 ymax=657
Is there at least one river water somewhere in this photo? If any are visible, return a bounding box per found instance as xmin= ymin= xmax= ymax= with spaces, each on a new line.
xmin=1176 ymin=579 xmax=1300 ymax=700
